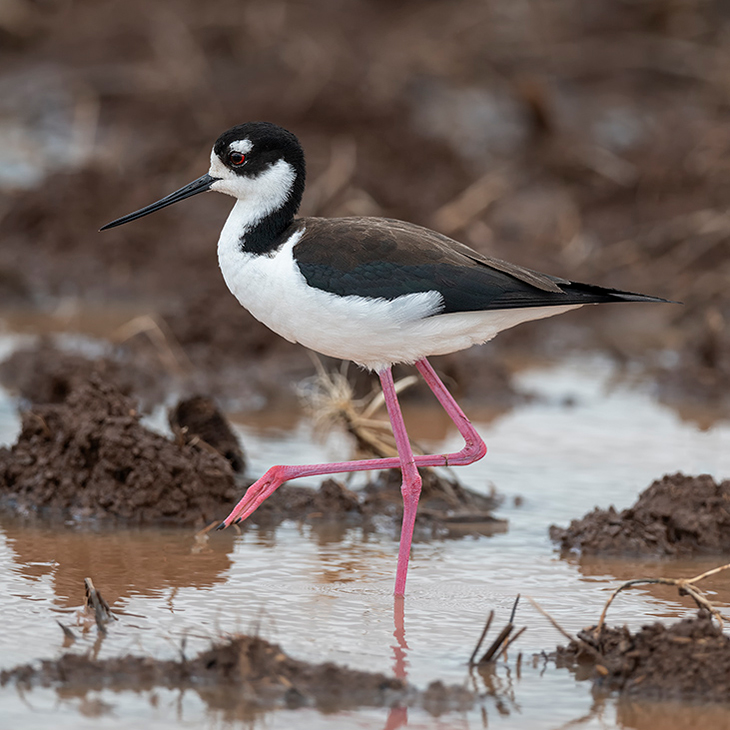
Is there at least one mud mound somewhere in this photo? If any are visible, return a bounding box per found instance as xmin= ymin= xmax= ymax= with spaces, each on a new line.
xmin=363 ymin=469 xmax=506 ymax=537
xmin=0 ymin=633 xmax=473 ymax=713
xmin=169 ymin=395 xmax=246 ymax=473
xmin=550 ymin=473 xmax=730 ymax=556
xmin=0 ymin=376 xmax=237 ymax=525
xmin=0 ymin=340 xmax=168 ymax=412
xmin=554 ymin=611 xmax=730 ymax=701
xmin=238 ymin=472 xmax=505 ymax=539
xmin=253 ymin=478 xmax=363 ymax=527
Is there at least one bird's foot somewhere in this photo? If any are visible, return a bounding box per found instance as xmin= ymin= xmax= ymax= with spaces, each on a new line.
xmin=217 ymin=467 xmax=286 ymax=529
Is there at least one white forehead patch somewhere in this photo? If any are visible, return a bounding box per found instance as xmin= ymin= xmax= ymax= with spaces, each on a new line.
xmin=229 ymin=139 xmax=253 ymax=154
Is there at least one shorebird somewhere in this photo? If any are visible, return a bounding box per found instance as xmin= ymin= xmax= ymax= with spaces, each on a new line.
xmin=102 ymin=121 xmax=667 ymax=595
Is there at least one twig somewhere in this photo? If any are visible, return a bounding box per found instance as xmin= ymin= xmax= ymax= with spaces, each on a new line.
xmin=500 ymin=626 xmax=527 ymax=661
xmin=527 ymin=596 xmax=604 ymax=661
xmin=477 ymin=596 xmax=525 ymax=664
xmin=479 ymin=624 xmax=514 ymax=664
xmin=597 ymin=562 xmax=730 ymax=631
xmin=468 ymin=610 xmax=494 ymax=666
xmin=508 ymin=594 xmax=521 ymax=623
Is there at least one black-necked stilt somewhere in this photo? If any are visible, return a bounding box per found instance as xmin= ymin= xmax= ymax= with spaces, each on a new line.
xmin=102 ymin=121 xmax=668 ymax=595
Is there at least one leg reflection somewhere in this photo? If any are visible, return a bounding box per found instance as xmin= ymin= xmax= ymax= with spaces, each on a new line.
xmin=384 ymin=595 xmax=409 ymax=729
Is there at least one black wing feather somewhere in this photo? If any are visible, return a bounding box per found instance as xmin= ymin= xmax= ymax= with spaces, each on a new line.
xmin=292 ymin=217 xmax=668 ymax=313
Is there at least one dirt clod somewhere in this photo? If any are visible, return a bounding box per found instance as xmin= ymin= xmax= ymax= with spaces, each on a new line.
xmin=0 ymin=375 xmax=237 ymax=525
xmin=554 ymin=610 xmax=730 ymax=701
xmin=550 ymin=473 xmax=730 ymax=556
xmin=251 ymin=478 xmax=363 ymax=526
xmin=169 ymin=395 xmax=245 ymax=473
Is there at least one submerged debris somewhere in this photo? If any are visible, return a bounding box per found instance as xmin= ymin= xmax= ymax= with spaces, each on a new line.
xmin=0 ymin=633 xmax=473 ymax=714
xmin=550 ymin=473 xmax=730 ymax=556
xmin=554 ymin=610 xmax=730 ymax=702
xmin=0 ymin=376 xmax=237 ymax=525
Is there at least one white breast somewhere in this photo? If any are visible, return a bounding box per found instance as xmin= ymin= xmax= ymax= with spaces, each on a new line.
xmin=217 ymin=215 xmax=581 ymax=371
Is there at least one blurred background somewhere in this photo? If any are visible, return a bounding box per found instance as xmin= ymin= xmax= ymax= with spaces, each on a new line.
xmin=0 ymin=0 xmax=728 ymax=421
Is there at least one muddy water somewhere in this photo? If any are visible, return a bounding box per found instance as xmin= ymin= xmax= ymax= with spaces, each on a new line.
xmin=1 ymin=356 xmax=729 ymax=729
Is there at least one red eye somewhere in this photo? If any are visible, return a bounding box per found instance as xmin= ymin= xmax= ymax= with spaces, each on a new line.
xmin=229 ymin=151 xmax=245 ymax=166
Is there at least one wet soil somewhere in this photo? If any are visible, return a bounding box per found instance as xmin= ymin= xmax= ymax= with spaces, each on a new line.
xmin=249 ymin=474 xmax=505 ymax=538
xmin=1 ymin=0 xmax=729 ymax=417
xmin=550 ymin=473 xmax=730 ymax=556
xmin=554 ymin=610 xmax=730 ymax=702
xmin=0 ymin=633 xmax=473 ymax=715
xmin=0 ymin=375 xmax=238 ymax=525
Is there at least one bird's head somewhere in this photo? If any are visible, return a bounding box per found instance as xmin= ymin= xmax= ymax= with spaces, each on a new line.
xmin=101 ymin=122 xmax=306 ymax=231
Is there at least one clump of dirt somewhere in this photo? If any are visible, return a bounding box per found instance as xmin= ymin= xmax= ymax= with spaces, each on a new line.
xmin=0 ymin=339 xmax=169 ymax=412
xmin=169 ymin=395 xmax=245 ymax=473
xmin=236 ymin=472 xmax=505 ymax=539
xmin=549 ymin=473 xmax=730 ymax=556
xmin=0 ymin=633 xmax=474 ymax=714
xmin=241 ymin=478 xmax=363 ymax=530
xmin=554 ymin=610 xmax=730 ymax=701
xmin=362 ymin=469 xmax=506 ymax=538
xmin=0 ymin=375 xmax=238 ymax=525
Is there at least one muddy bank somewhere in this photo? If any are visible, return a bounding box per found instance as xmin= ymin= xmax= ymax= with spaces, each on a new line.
xmin=0 ymin=633 xmax=473 ymax=715
xmin=0 ymin=360 xmax=502 ymax=533
xmin=0 ymin=376 xmax=238 ymax=525
xmin=550 ymin=473 xmax=730 ymax=556
xmin=554 ymin=610 xmax=730 ymax=701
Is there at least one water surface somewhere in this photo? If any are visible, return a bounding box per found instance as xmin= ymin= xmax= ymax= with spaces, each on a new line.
xmin=1 ymin=356 xmax=729 ymax=729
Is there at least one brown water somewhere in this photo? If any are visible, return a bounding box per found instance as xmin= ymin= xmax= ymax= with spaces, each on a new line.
xmin=1 ymin=355 xmax=729 ymax=729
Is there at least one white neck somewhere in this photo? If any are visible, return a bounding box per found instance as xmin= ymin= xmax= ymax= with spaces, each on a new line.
xmin=218 ymin=199 xmax=259 ymax=257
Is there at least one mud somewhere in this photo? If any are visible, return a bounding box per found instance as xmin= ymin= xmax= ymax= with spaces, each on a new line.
xmin=550 ymin=473 xmax=730 ymax=556
xmin=0 ymin=633 xmax=474 ymax=715
xmin=554 ymin=610 xmax=730 ymax=702
xmin=0 ymin=375 xmax=238 ymax=525
xmin=362 ymin=469 xmax=506 ymax=538
xmin=240 ymin=473 xmax=505 ymax=539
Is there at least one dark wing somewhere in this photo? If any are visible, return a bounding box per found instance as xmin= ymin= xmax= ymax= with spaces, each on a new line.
xmin=292 ymin=217 xmax=668 ymax=313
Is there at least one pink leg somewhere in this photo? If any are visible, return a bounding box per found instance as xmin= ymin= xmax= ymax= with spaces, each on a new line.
xmin=379 ymin=367 xmax=421 ymax=595
xmin=218 ymin=359 xmax=487 ymax=590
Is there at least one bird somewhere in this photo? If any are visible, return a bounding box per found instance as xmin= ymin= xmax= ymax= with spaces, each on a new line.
xmin=102 ymin=121 xmax=668 ymax=596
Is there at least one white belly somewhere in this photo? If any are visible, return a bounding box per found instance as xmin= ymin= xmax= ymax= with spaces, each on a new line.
xmin=218 ymin=225 xmax=581 ymax=371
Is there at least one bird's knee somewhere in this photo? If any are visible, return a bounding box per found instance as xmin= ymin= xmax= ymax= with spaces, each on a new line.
xmin=462 ymin=438 xmax=487 ymax=464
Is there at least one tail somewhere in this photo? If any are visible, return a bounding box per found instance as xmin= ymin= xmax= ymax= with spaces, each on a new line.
xmin=553 ymin=278 xmax=676 ymax=305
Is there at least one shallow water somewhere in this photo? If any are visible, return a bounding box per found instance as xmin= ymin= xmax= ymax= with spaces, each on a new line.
xmin=1 ymin=355 xmax=729 ymax=729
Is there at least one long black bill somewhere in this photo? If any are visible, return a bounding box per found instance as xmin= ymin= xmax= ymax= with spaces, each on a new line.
xmin=100 ymin=173 xmax=217 ymax=231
